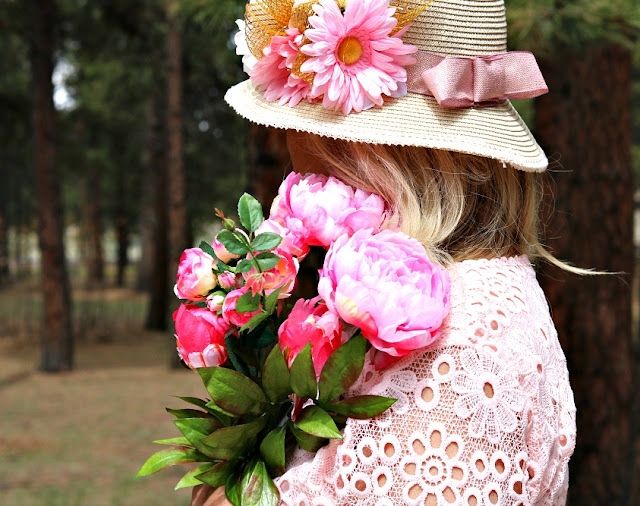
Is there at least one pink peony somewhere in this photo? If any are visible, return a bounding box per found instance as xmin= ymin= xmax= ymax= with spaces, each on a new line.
xmin=222 ymin=287 xmax=263 ymax=327
xmin=318 ymin=229 xmax=450 ymax=358
xmin=174 ymin=248 xmax=218 ymax=301
xmin=301 ymin=0 xmax=417 ymax=114
xmin=244 ymin=248 xmax=299 ymax=299
xmin=255 ymin=218 xmax=309 ymax=260
xmin=278 ymin=296 xmax=350 ymax=377
xmin=173 ymin=304 xmax=233 ymax=369
xmin=272 ymin=172 xmax=388 ymax=248
xmin=249 ymin=27 xmax=311 ymax=107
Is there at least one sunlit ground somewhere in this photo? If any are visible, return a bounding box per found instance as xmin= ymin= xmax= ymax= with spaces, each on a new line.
xmin=0 ymin=278 xmax=206 ymax=506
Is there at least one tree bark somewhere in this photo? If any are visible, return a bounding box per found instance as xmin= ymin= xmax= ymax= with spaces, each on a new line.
xmin=535 ymin=45 xmax=634 ymax=505
xmin=166 ymin=3 xmax=187 ymax=365
xmin=139 ymin=93 xmax=170 ymax=330
xmin=0 ymin=212 xmax=9 ymax=286
xmin=137 ymin=95 xmax=159 ymax=291
xmin=84 ymin=165 xmax=104 ymax=287
xmin=115 ymin=171 xmax=129 ymax=288
xmin=146 ymin=153 xmax=169 ymax=331
xmin=29 ymin=0 xmax=74 ymax=372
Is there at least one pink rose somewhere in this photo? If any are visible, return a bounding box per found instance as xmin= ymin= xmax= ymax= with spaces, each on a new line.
xmin=212 ymin=231 xmax=246 ymax=264
xmin=244 ymin=248 xmax=299 ymax=299
xmin=318 ymin=229 xmax=450 ymax=358
xmin=206 ymin=292 xmax=225 ymax=312
xmin=278 ymin=296 xmax=350 ymax=377
xmin=173 ymin=304 xmax=233 ymax=368
xmin=272 ymin=172 xmax=388 ymax=248
xmin=174 ymin=248 xmax=217 ymax=301
xmin=218 ymin=271 xmax=241 ymax=291
xmin=255 ymin=218 xmax=309 ymax=260
xmin=222 ymin=287 xmax=262 ymax=327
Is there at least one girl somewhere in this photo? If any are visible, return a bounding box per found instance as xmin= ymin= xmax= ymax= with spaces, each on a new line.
xmin=195 ymin=0 xmax=577 ymax=503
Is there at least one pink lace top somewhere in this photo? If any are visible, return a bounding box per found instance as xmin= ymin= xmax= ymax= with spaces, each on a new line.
xmin=276 ymin=255 xmax=576 ymax=506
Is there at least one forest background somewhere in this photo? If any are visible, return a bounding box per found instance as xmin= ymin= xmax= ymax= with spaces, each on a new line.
xmin=1 ymin=0 xmax=639 ymax=505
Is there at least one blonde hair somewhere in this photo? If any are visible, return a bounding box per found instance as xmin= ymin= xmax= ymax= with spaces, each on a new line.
xmin=305 ymin=134 xmax=585 ymax=273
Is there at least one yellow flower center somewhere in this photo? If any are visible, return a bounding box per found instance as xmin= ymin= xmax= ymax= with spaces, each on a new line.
xmin=337 ymin=36 xmax=363 ymax=66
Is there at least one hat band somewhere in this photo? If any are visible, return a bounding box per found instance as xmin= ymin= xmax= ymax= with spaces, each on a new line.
xmin=406 ymin=50 xmax=549 ymax=108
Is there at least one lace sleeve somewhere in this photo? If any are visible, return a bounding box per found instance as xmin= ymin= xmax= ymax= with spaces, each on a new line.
xmin=276 ymin=257 xmax=576 ymax=506
xmin=277 ymin=344 xmax=533 ymax=506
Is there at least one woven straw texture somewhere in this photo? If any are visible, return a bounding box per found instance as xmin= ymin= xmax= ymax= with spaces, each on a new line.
xmin=225 ymin=0 xmax=548 ymax=172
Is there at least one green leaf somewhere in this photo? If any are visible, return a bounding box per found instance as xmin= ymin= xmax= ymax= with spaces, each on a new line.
xmin=198 ymin=367 xmax=270 ymax=416
xmin=218 ymin=260 xmax=233 ymax=272
xmin=264 ymin=286 xmax=283 ymax=315
xmin=288 ymin=422 xmax=328 ymax=453
xmin=318 ymin=335 xmax=367 ymax=403
xmin=329 ymin=395 xmax=397 ymax=419
xmin=199 ymin=241 xmax=217 ymax=259
xmin=240 ymin=459 xmax=280 ymax=506
xmin=238 ymin=193 xmax=264 ymax=233
xmin=225 ymin=334 xmax=249 ymax=376
xmin=200 ymin=416 xmax=267 ymax=460
xmin=153 ymin=436 xmax=191 ymax=446
xmin=240 ymin=311 xmax=269 ymax=332
xmin=251 ymin=232 xmax=282 ymax=252
xmin=261 ymin=345 xmax=291 ymax=403
xmin=217 ymin=230 xmax=250 ymax=255
xmin=256 ymin=327 xmax=277 ymax=349
xmin=196 ymin=461 xmax=234 ymax=488
xmin=205 ymin=400 xmax=240 ymax=420
xmin=236 ymin=290 xmax=261 ymax=313
xmin=174 ymin=463 xmax=213 ymax=490
xmin=174 ymin=417 xmax=222 ymax=448
xmin=226 ymin=473 xmax=242 ymax=506
xmin=173 ymin=396 xmax=208 ymax=410
xmin=257 ymin=257 xmax=281 ymax=271
xmin=289 ymin=343 xmax=317 ymax=400
xmin=259 ymin=427 xmax=286 ymax=477
xmin=235 ymin=258 xmax=254 ymax=273
xmin=137 ymin=448 xmax=206 ymax=477
xmin=295 ymin=406 xmax=343 ymax=439
xmin=166 ymin=408 xmax=210 ymax=419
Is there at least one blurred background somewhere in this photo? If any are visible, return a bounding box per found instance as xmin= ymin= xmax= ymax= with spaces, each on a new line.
xmin=0 ymin=0 xmax=639 ymax=505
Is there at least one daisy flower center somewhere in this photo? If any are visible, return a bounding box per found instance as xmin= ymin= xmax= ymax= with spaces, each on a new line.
xmin=337 ymin=36 xmax=364 ymax=66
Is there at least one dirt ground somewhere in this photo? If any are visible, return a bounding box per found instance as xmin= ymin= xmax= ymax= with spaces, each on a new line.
xmin=0 ymin=331 xmax=206 ymax=506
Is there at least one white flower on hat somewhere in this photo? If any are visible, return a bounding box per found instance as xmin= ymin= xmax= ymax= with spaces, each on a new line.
xmin=234 ymin=19 xmax=258 ymax=74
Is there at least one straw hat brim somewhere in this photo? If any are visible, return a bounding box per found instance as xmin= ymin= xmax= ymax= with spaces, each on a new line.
xmin=225 ymin=79 xmax=548 ymax=172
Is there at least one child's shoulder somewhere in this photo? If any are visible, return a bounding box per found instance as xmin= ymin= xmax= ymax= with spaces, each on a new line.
xmin=439 ymin=255 xmax=555 ymax=350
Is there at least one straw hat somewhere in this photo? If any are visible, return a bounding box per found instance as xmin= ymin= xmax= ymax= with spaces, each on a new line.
xmin=225 ymin=0 xmax=549 ymax=172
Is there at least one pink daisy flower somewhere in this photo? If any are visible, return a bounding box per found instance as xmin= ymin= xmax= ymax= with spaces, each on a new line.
xmin=249 ymin=27 xmax=311 ymax=107
xmin=300 ymin=0 xmax=417 ymax=115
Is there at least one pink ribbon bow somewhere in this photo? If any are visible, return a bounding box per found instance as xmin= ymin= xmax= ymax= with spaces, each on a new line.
xmin=407 ymin=51 xmax=548 ymax=108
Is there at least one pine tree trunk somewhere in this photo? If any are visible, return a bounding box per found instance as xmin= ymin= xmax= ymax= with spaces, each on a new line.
xmin=166 ymin=3 xmax=187 ymax=366
xmin=535 ymin=45 xmax=634 ymax=505
xmin=30 ymin=0 xmax=74 ymax=372
xmin=85 ymin=166 xmax=104 ymax=287
xmin=0 ymin=212 xmax=9 ymax=286
xmin=146 ymin=157 xmax=169 ymax=331
xmin=139 ymin=93 xmax=170 ymax=330
xmin=115 ymin=171 xmax=129 ymax=288
xmin=137 ymin=95 xmax=159 ymax=291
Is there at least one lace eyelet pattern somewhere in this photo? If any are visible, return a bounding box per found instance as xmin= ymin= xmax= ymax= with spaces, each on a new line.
xmin=276 ymin=256 xmax=575 ymax=506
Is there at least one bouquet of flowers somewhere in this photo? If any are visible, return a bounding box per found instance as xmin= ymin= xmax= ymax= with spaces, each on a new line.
xmin=137 ymin=172 xmax=451 ymax=505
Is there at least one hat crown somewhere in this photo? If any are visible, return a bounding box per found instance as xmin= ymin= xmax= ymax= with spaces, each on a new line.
xmin=404 ymin=0 xmax=507 ymax=57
